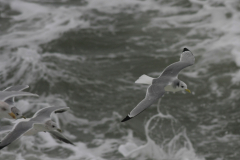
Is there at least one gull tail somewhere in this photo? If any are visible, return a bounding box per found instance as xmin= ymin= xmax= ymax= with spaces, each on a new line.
xmin=135 ymin=74 xmax=154 ymax=85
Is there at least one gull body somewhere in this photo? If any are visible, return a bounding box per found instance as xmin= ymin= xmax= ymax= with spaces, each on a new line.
xmin=0 ymin=87 xmax=38 ymax=119
xmin=122 ymin=48 xmax=195 ymax=122
xmin=5 ymin=118 xmax=59 ymax=136
xmin=0 ymin=106 xmax=74 ymax=149
xmin=3 ymin=85 xmax=31 ymax=119
xmin=0 ymin=101 xmax=15 ymax=119
xmin=23 ymin=119 xmax=60 ymax=136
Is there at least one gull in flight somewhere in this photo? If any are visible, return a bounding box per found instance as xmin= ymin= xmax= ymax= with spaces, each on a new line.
xmin=3 ymin=85 xmax=31 ymax=119
xmin=0 ymin=106 xmax=74 ymax=150
xmin=121 ymin=48 xmax=195 ymax=122
xmin=0 ymin=90 xmax=39 ymax=119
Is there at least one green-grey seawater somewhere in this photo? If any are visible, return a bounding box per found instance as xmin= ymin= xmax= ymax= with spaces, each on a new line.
xmin=0 ymin=0 xmax=240 ymax=159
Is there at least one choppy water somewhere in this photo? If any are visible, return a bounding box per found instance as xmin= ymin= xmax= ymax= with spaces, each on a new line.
xmin=0 ymin=0 xmax=240 ymax=159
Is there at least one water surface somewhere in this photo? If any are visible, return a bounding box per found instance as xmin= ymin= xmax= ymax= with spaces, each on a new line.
xmin=0 ymin=0 xmax=240 ymax=159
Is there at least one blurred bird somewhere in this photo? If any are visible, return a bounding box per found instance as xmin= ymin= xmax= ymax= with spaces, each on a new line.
xmin=0 ymin=89 xmax=38 ymax=120
xmin=0 ymin=106 xmax=74 ymax=150
xmin=3 ymin=85 xmax=31 ymax=119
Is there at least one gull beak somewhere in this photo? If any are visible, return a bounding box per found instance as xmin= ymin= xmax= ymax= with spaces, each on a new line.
xmin=22 ymin=115 xmax=26 ymax=119
xmin=185 ymin=89 xmax=191 ymax=93
xmin=8 ymin=112 xmax=16 ymax=119
xmin=57 ymin=128 xmax=62 ymax=133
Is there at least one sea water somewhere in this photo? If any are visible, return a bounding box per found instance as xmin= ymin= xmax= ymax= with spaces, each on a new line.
xmin=1 ymin=0 xmax=240 ymax=159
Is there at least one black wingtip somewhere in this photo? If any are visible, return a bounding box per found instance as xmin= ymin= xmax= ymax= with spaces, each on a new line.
xmin=0 ymin=144 xmax=9 ymax=150
xmin=183 ymin=48 xmax=189 ymax=52
xmin=121 ymin=115 xmax=132 ymax=122
xmin=55 ymin=109 xmax=68 ymax=114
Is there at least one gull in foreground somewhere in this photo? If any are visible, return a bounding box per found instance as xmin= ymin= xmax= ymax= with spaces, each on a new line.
xmin=121 ymin=48 xmax=195 ymax=122
xmin=3 ymin=85 xmax=30 ymax=119
xmin=0 ymin=106 xmax=74 ymax=150
xmin=0 ymin=90 xmax=39 ymax=119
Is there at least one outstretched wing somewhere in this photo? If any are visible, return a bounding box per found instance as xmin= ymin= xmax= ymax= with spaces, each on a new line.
xmin=30 ymin=106 xmax=69 ymax=123
xmin=49 ymin=131 xmax=75 ymax=146
xmin=121 ymin=85 xmax=165 ymax=122
xmin=0 ymin=125 xmax=13 ymax=134
xmin=3 ymin=85 xmax=29 ymax=92
xmin=0 ymin=91 xmax=38 ymax=102
xmin=122 ymin=48 xmax=194 ymax=122
xmin=3 ymin=85 xmax=29 ymax=105
xmin=0 ymin=121 xmax=34 ymax=150
xmin=158 ymin=48 xmax=195 ymax=78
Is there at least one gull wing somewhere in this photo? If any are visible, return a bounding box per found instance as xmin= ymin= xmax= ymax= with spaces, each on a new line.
xmin=0 ymin=125 xmax=13 ymax=134
xmin=3 ymin=85 xmax=29 ymax=105
xmin=49 ymin=131 xmax=75 ymax=146
xmin=121 ymin=85 xmax=165 ymax=122
xmin=158 ymin=48 xmax=195 ymax=79
xmin=0 ymin=121 xmax=34 ymax=150
xmin=3 ymin=85 xmax=29 ymax=92
xmin=30 ymin=106 xmax=69 ymax=123
xmin=0 ymin=91 xmax=38 ymax=102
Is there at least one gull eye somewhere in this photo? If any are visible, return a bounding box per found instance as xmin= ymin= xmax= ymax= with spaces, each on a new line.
xmin=16 ymin=113 xmax=19 ymax=116
xmin=2 ymin=108 xmax=7 ymax=111
xmin=181 ymin=86 xmax=184 ymax=88
xmin=52 ymin=125 xmax=55 ymax=128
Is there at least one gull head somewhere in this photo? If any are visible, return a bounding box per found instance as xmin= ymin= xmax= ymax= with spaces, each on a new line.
xmin=11 ymin=107 xmax=26 ymax=119
xmin=45 ymin=120 xmax=62 ymax=133
xmin=177 ymin=81 xmax=191 ymax=93
xmin=0 ymin=101 xmax=16 ymax=119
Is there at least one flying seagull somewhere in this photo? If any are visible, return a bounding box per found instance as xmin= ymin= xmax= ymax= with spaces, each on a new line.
xmin=121 ymin=48 xmax=195 ymax=122
xmin=0 ymin=91 xmax=39 ymax=119
xmin=0 ymin=106 xmax=74 ymax=150
xmin=3 ymin=85 xmax=30 ymax=119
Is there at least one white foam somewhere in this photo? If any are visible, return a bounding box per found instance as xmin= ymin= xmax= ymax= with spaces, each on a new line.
xmin=144 ymin=0 xmax=240 ymax=83
xmin=118 ymin=103 xmax=204 ymax=160
xmin=0 ymin=0 xmax=89 ymax=49
xmin=1 ymin=0 xmax=238 ymax=85
xmin=1 ymin=0 xmax=240 ymax=159
xmin=118 ymin=142 xmax=138 ymax=157
xmin=0 ymin=47 xmax=85 ymax=88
